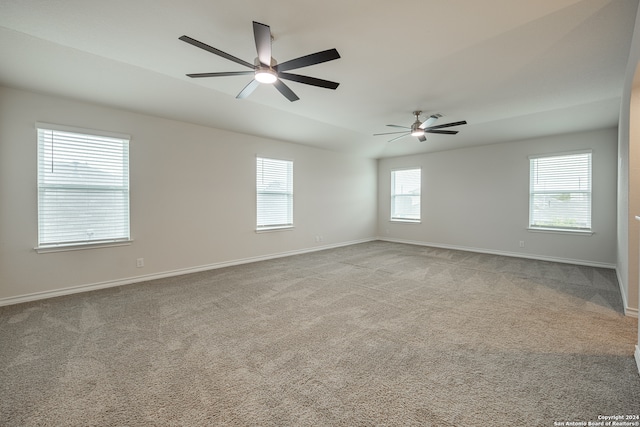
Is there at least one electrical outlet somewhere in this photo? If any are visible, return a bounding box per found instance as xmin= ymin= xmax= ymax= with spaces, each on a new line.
xmin=519 ymin=241 xmax=525 ymax=248
xmin=136 ymin=258 xmax=144 ymax=268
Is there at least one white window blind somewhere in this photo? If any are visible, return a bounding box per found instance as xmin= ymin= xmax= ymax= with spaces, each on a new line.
xmin=529 ymin=151 xmax=591 ymax=231
xmin=37 ymin=125 xmax=130 ymax=248
xmin=256 ymin=157 xmax=293 ymax=229
xmin=391 ymin=168 xmax=421 ymax=221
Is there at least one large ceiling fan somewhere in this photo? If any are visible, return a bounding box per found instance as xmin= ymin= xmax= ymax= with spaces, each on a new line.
xmin=374 ymin=111 xmax=467 ymax=142
xmin=179 ymin=21 xmax=341 ymax=102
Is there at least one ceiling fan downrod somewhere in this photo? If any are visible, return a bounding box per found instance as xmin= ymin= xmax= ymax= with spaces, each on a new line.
xmin=411 ymin=111 xmax=424 ymax=136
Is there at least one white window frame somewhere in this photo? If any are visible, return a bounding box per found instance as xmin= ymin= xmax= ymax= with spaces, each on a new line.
xmin=36 ymin=123 xmax=131 ymax=252
xmin=528 ymin=150 xmax=592 ymax=234
xmin=390 ymin=167 xmax=421 ymax=223
xmin=256 ymin=156 xmax=293 ymax=232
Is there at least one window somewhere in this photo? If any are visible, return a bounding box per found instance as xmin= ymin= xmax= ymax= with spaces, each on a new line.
xmin=391 ymin=168 xmax=421 ymax=222
xmin=37 ymin=123 xmax=130 ymax=249
xmin=529 ymin=151 xmax=591 ymax=231
xmin=256 ymin=157 xmax=293 ymax=230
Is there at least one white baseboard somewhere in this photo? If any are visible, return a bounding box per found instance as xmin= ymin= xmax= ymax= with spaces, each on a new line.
xmin=377 ymin=237 xmax=616 ymax=269
xmin=626 ymin=307 xmax=639 ymax=318
xmin=636 ymin=346 xmax=640 ymax=377
xmin=378 ymin=237 xmax=638 ymax=318
xmin=615 ymin=268 xmax=639 ymax=318
xmin=4 ymin=237 xmax=638 ymax=318
xmin=380 ymin=237 xmax=640 ymax=318
xmin=0 ymin=238 xmax=376 ymax=307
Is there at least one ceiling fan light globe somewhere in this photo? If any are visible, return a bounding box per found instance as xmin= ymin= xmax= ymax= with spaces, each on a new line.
xmin=255 ymin=69 xmax=278 ymax=84
xmin=410 ymin=122 xmax=424 ymax=137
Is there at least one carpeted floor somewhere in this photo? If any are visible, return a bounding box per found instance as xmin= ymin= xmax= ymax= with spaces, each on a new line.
xmin=1 ymin=241 xmax=639 ymax=426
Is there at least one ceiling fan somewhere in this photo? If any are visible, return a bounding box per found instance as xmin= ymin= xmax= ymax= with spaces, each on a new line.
xmin=179 ymin=21 xmax=341 ymax=102
xmin=374 ymin=111 xmax=467 ymax=142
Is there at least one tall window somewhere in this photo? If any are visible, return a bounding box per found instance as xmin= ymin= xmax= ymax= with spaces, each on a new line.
xmin=529 ymin=151 xmax=591 ymax=231
xmin=37 ymin=124 xmax=130 ymax=248
xmin=256 ymin=157 xmax=293 ymax=230
xmin=391 ymin=168 xmax=421 ymax=222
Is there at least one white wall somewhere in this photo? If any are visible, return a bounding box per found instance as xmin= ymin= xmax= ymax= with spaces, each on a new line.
xmin=0 ymin=86 xmax=378 ymax=303
xmin=378 ymin=129 xmax=619 ymax=268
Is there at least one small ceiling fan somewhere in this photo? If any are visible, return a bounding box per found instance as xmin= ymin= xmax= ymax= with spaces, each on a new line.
xmin=374 ymin=111 xmax=467 ymax=142
xmin=179 ymin=21 xmax=341 ymax=102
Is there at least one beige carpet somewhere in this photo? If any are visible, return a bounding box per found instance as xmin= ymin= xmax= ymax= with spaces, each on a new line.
xmin=1 ymin=241 xmax=639 ymax=426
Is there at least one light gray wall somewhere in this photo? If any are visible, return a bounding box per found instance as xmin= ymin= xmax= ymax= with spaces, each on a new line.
xmin=378 ymin=129 xmax=619 ymax=268
xmin=0 ymin=86 xmax=378 ymax=302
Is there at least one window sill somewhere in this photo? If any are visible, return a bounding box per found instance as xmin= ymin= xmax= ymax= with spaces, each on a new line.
xmin=255 ymin=226 xmax=294 ymax=233
xmin=527 ymin=227 xmax=593 ymax=236
xmin=35 ymin=239 xmax=133 ymax=253
xmin=390 ymin=219 xmax=421 ymax=224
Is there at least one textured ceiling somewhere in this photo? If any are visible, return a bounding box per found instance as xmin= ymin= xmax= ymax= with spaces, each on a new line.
xmin=0 ymin=0 xmax=637 ymax=158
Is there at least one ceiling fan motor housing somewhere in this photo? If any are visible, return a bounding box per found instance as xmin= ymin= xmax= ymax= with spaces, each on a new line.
xmin=411 ymin=121 xmax=424 ymax=136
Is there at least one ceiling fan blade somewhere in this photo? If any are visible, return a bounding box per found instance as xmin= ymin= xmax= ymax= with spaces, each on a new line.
xmin=418 ymin=135 xmax=427 ymax=142
xmin=236 ymin=79 xmax=260 ymax=99
xmin=186 ymin=71 xmax=254 ymax=78
xmin=386 ymin=124 xmax=411 ymax=129
xmin=419 ymin=114 xmax=441 ymax=129
xmin=179 ymin=35 xmax=255 ymax=69
xmin=425 ymin=130 xmax=459 ymax=135
xmin=423 ymin=120 xmax=467 ymax=131
xmin=387 ymin=133 xmax=410 ymax=143
xmin=274 ymin=79 xmax=300 ymax=102
xmin=275 ymin=48 xmax=341 ymax=72
xmin=373 ymin=131 xmax=410 ymax=136
xmin=253 ymin=21 xmax=272 ymax=66
xmin=278 ymin=72 xmax=340 ymax=89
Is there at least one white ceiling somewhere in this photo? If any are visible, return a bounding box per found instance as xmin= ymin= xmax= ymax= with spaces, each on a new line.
xmin=0 ymin=0 xmax=637 ymax=158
